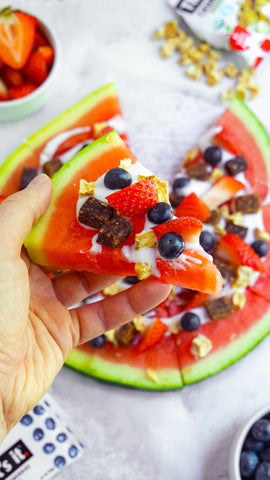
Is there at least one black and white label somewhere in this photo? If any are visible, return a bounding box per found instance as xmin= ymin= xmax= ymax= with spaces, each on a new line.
xmin=0 ymin=441 xmax=33 ymax=479
xmin=176 ymin=0 xmax=204 ymax=13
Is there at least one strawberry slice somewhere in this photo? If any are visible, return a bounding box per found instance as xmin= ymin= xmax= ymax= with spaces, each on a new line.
xmin=106 ymin=178 xmax=159 ymax=217
xmin=153 ymin=217 xmax=202 ymax=243
xmin=0 ymin=8 xmax=36 ymax=69
xmin=202 ymin=176 xmax=244 ymax=210
xmin=137 ymin=318 xmax=168 ymax=353
xmin=219 ymin=233 xmax=266 ymax=273
xmin=33 ymin=31 xmax=48 ymax=49
xmin=174 ymin=192 xmax=210 ymax=223
xmin=4 ymin=66 xmax=24 ymax=87
xmin=0 ymin=78 xmax=9 ymax=100
xmin=37 ymin=46 xmax=54 ymax=67
xmin=23 ymin=50 xmax=47 ymax=84
xmin=183 ymin=291 xmax=210 ymax=311
xmin=9 ymin=83 xmax=36 ymax=100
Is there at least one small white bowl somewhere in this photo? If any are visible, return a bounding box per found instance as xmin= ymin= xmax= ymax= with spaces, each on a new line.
xmin=229 ymin=404 xmax=270 ymax=480
xmin=0 ymin=15 xmax=61 ymax=122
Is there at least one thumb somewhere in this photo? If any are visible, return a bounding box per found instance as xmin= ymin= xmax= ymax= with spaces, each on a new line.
xmin=0 ymin=174 xmax=52 ymax=260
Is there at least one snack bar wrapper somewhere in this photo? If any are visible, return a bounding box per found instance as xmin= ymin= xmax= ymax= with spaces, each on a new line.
xmin=0 ymin=393 xmax=84 ymax=480
xmin=168 ymin=0 xmax=270 ymax=67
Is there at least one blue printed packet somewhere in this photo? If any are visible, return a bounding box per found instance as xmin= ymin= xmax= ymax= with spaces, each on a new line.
xmin=0 ymin=393 xmax=84 ymax=479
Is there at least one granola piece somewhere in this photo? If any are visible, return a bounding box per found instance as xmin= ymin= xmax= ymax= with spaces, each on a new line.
xmin=169 ymin=321 xmax=180 ymax=334
xmin=191 ymin=334 xmax=212 ymax=358
xmin=198 ymin=43 xmax=211 ymax=54
xmin=43 ymin=157 xmax=63 ymax=178
xmin=79 ymin=179 xmax=95 ymax=196
xmin=93 ymin=121 xmax=108 ymax=137
xmin=210 ymin=168 xmax=224 ymax=182
xmin=208 ymin=49 xmax=222 ymax=61
xmin=249 ymin=84 xmax=260 ymax=100
xmin=186 ymin=162 xmax=212 ymax=181
xmin=164 ymin=20 xmax=179 ymax=38
xmin=133 ymin=315 xmax=147 ymax=333
xmin=203 ymin=60 xmax=218 ymax=75
xmin=214 ymin=224 xmax=226 ymax=236
xmin=223 ymin=62 xmax=239 ymax=78
xmin=206 ymin=69 xmax=224 ymax=86
xmin=225 ymin=155 xmax=248 ymax=176
xmin=97 ymin=216 xmax=133 ymax=248
xmin=156 ymin=177 xmax=169 ymax=203
xmin=136 ymin=230 xmax=157 ymax=250
xmin=189 ymin=47 xmax=205 ymax=62
xmin=232 ymin=194 xmax=260 ymax=214
xmin=254 ymin=228 xmax=270 ymax=242
xmin=183 ymin=147 xmax=201 ymax=166
xmin=205 ymin=295 xmax=234 ymax=320
xmin=221 ymin=88 xmax=236 ymax=102
xmin=161 ymin=38 xmax=178 ymax=58
xmin=214 ymin=257 xmax=237 ymax=284
xmin=105 ymin=329 xmax=115 ymax=342
xmin=152 ymin=26 xmax=166 ymax=40
xmin=205 ymin=209 xmax=221 ymax=226
xmin=78 ymin=197 xmax=114 ymax=229
xmin=135 ymin=262 xmax=151 ymax=280
xmin=114 ymin=322 xmax=138 ymax=347
xmin=232 ymin=291 xmax=247 ymax=310
xmin=219 ymin=205 xmax=230 ymax=219
xmin=103 ymin=282 xmax=123 ymax=296
xmin=187 ymin=63 xmax=203 ymax=80
xmin=227 ymin=212 xmax=243 ymax=226
xmin=120 ymin=158 xmax=132 ymax=169
xmin=146 ymin=368 xmax=159 ymax=383
xmin=19 ymin=167 xmax=38 ymax=190
xmin=179 ymin=53 xmax=192 ymax=65
xmin=233 ymin=265 xmax=254 ymax=288
xmin=225 ymin=221 xmax=248 ymax=240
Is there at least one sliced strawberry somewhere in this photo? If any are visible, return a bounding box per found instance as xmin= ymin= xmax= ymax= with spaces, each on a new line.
xmin=106 ymin=178 xmax=159 ymax=217
xmin=37 ymin=46 xmax=54 ymax=67
xmin=174 ymin=192 xmax=210 ymax=223
xmin=33 ymin=31 xmax=47 ymax=49
xmin=4 ymin=66 xmax=24 ymax=87
xmin=183 ymin=291 xmax=210 ymax=311
xmin=0 ymin=8 xmax=36 ymax=69
xmin=0 ymin=78 xmax=9 ymax=100
xmin=94 ymin=125 xmax=114 ymax=139
xmin=137 ymin=318 xmax=168 ymax=353
xmin=9 ymin=83 xmax=36 ymax=100
xmin=23 ymin=51 xmax=47 ymax=85
xmin=219 ymin=233 xmax=266 ymax=273
xmin=202 ymin=176 xmax=244 ymax=210
xmin=153 ymin=217 xmax=202 ymax=243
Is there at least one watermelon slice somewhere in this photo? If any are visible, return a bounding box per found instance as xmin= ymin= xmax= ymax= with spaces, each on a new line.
xmin=65 ymin=100 xmax=270 ymax=390
xmin=0 ymin=82 xmax=127 ymax=196
xmin=24 ymin=131 xmax=222 ymax=294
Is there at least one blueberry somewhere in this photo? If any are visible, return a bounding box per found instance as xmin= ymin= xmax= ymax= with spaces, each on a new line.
xmin=88 ymin=334 xmax=106 ymax=349
xmin=104 ymin=167 xmax=132 ymax=190
xmin=56 ymin=433 xmax=67 ymax=443
xmin=20 ymin=414 xmax=33 ymax=426
xmin=172 ymin=177 xmax=190 ymax=192
xmin=180 ymin=312 xmax=201 ymax=332
xmin=69 ymin=445 xmax=79 ymax=458
xmin=33 ymin=428 xmax=44 ymax=441
xmin=33 ymin=404 xmax=45 ymax=415
xmin=124 ymin=276 xmax=140 ymax=285
xmin=243 ymin=434 xmax=264 ymax=453
xmin=199 ymin=231 xmax=215 ymax=253
xmin=203 ymin=146 xmax=222 ymax=165
xmin=54 ymin=456 xmax=66 ymax=469
xmin=240 ymin=450 xmax=259 ymax=477
xmin=147 ymin=202 xmax=173 ymax=224
xmin=251 ymin=240 xmax=269 ymax=258
xmin=260 ymin=449 xmax=270 ymax=462
xmin=158 ymin=232 xmax=185 ymax=260
xmin=255 ymin=462 xmax=270 ymax=479
xmin=252 ymin=419 xmax=270 ymax=442
xmin=45 ymin=417 xmax=56 ymax=430
xmin=43 ymin=443 xmax=55 ymax=454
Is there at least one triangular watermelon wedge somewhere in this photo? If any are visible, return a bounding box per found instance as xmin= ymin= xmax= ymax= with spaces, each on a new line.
xmin=24 ymin=131 xmax=222 ymax=294
xmin=0 ymin=82 xmax=127 ymax=196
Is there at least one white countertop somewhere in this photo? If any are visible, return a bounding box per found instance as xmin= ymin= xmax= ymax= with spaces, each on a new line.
xmin=1 ymin=1 xmax=270 ymax=479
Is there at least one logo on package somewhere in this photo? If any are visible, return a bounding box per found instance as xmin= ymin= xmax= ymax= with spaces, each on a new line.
xmin=0 ymin=440 xmax=33 ymax=479
xmin=176 ymin=0 xmax=204 ymax=13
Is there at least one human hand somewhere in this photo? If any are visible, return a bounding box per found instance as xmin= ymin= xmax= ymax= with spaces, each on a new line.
xmin=0 ymin=174 xmax=171 ymax=441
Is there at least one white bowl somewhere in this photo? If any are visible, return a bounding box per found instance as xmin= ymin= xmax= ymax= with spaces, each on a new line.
xmin=0 ymin=15 xmax=61 ymax=122
xmin=229 ymin=404 xmax=270 ymax=480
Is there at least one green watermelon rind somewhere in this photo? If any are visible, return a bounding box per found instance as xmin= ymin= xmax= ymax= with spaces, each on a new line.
xmin=182 ymin=308 xmax=270 ymax=385
xmin=24 ymin=130 xmax=123 ymax=265
xmin=0 ymin=82 xmax=118 ymax=193
xmin=228 ymin=99 xmax=270 ymax=178
xmin=65 ymin=349 xmax=183 ymax=390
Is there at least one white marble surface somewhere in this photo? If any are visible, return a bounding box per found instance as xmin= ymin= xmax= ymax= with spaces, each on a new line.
xmin=1 ymin=0 xmax=270 ymax=479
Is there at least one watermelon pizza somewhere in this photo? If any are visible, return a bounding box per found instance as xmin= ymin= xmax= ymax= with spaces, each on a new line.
xmin=0 ymin=85 xmax=269 ymax=390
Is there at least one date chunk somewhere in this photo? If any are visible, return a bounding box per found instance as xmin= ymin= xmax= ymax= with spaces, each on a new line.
xmin=97 ymin=216 xmax=133 ymax=248
xmin=78 ymin=197 xmax=114 ymax=229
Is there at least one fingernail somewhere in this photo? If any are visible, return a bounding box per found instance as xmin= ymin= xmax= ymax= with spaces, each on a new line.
xmin=28 ymin=173 xmax=50 ymax=187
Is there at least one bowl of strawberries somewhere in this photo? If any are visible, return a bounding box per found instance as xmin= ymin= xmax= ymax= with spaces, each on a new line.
xmin=0 ymin=6 xmax=60 ymax=122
